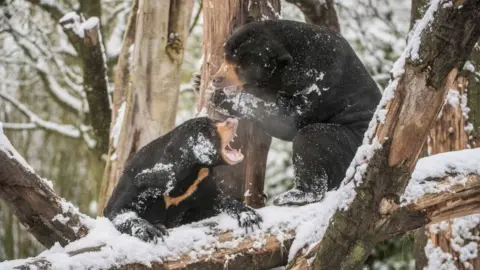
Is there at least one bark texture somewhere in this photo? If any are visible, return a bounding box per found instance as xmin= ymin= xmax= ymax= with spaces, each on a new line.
xmin=98 ymin=0 xmax=193 ymax=213
xmin=59 ymin=14 xmax=111 ymax=155
xmin=288 ymin=1 xmax=480 ymax=269
xmin=0 ymin=151 xmax=89 ymax=248
xmin=197 ymin=0 xmax=281 ymax=208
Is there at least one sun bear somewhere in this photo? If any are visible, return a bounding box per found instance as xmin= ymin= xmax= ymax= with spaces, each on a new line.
xmin=104 ymin=117 xmax=262 ymax=242
xmin=211 ymin=20 xmax=382 ymax=206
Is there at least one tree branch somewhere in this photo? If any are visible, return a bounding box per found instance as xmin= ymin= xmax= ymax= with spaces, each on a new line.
xmin=285 ymin=0 xmax=340 ymax=32
xmin=2 ymin=166 xmax=478 ymax=269
xmin=59 ymin=13 xmax=112 ymax=154
xmin=0 ymin=91 xmax=81 ymax=138
xmin=0 ymin=150 xmax=90 ymax=248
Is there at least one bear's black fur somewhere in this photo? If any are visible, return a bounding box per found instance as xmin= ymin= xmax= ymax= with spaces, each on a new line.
xmin=104 ymin=117 xmax=262 ymax=242
xmin=211 ymin=20 xmax=382 ymax=206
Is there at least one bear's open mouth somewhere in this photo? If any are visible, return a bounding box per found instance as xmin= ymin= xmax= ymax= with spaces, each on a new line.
xmin=216 ymin=118 xmax=244 ymax=165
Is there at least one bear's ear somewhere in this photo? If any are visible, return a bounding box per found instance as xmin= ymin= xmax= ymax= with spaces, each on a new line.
xmin=277 ymin=52 xmax=293 ymax=67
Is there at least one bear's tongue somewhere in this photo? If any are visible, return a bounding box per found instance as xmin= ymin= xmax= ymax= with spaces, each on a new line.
xmin=224 ymin=143 xmax=243 ymax=163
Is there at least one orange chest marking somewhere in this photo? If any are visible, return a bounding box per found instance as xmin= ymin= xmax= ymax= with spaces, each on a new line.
xmin=163 ymin=168 xmax=209 ymax=209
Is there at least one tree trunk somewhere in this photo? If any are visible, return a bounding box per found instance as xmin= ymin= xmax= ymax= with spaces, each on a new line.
xmin=197 ymin=0 xmax=280 ymax=208
xmin=97 ymin=0 xmax=193 ymax=214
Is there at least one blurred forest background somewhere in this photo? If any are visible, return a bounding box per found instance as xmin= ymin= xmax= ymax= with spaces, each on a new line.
xmin=0 ymin=0 xmax=477 ymax=269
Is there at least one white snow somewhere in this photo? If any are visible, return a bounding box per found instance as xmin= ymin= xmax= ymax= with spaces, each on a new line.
xmin=0 ymin=197 xmax=341 ymax=269
xmin=424 ymin=240 xmax=456 ymax=270
xmin=82 ymin=17 xmax=99 ymax=31
xmin=140 ymin=163 xmax=174 ymax=176
xmin=60 ymin=12 xmax=85 ymax=38
xmin=445 ymin=89 xmax=460 ymax=107
xmin=111 ymin=101 xmax=126 ymax=148
xmin=426 ymin=214 xmax=480 ymax=269
xmin=407 ymin=0 xmax=441 ymax=61
xmin=0 ymin=145 xmax=476 ymax=269
xmin=402 ymin=148 xmax=480 ymax=205
xmin=189 ymin=133 xmax=216 ymax=164
xmin=391 ymin=0 xmax=441 ymax=77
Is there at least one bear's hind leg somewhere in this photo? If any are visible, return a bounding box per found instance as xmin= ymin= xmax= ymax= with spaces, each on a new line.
xmin=274 ymin=123 xmax=363 ymax=206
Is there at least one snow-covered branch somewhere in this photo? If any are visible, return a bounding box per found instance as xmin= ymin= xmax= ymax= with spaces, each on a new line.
xmin=0 ymin=144 xmax=479 ymax=269
xmin=0 ymin=92 xmax=81 ymax=138
xmin=4 ymin=23 xmax=87 ymax=114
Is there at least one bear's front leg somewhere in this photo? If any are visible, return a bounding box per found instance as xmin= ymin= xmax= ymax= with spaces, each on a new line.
xmin=214 ymin=192 xmax=262 ymax=233
xmin=274 ymin=123 xmax=363 ymax=206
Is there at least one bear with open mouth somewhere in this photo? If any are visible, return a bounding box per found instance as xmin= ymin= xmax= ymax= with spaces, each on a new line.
xmin=104 ymin=117 xmax=262 ymax=243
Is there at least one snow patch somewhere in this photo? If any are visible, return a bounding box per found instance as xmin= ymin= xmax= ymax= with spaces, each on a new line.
xmin=402 ymin=148 xmax=480 ymax=204
xmin=111 ymin=102 xmax=126 ymax=149
xmin=189 ymin=133 xmax=216 ymax=164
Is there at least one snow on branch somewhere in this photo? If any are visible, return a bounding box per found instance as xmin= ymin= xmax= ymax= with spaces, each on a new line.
xmin=59 ymin=11 xmax=112 ymax=153
xmin=0 ymin=143 xmax=479 ymax=269
xmin=3 ymin=21 xmax=87 ymax=115
xmin=0 ymin=92 xmax=81 ymax=138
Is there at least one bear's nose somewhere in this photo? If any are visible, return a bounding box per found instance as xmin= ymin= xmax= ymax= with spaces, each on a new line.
xmin=212 ymin=76 xmax=224 ymax=87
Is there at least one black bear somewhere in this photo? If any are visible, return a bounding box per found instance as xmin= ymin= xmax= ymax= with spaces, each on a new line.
xmin=104 ymin=117 xmax=262 ymax=242
xmin=211 ymin=20 xmax=382 ymax=206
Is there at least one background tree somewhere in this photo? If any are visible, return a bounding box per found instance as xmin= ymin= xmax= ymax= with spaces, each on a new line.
xmin=97 ymin=0 xmax=193 ymax=213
